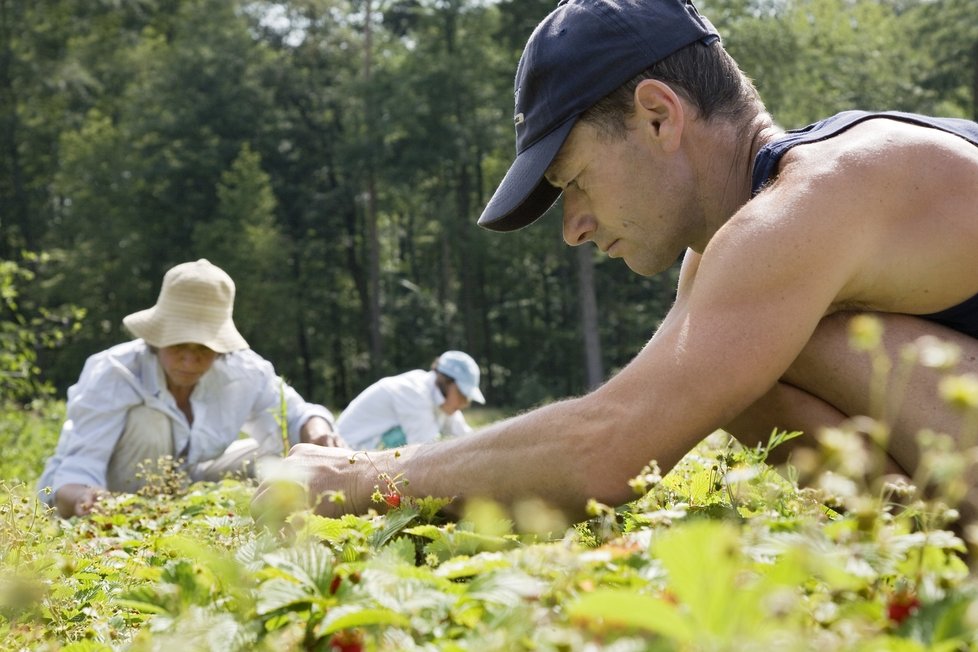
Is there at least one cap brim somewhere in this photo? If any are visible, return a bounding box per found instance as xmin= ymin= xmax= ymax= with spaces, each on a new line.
xmin=470 ymin=386 xmax=486 ymax=404
xmin=477 ymin=117 xmax=576 ymax=232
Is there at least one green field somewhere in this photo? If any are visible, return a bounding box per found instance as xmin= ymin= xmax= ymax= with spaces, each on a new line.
xmin=2 ymin=402 xmax=976 ymax=651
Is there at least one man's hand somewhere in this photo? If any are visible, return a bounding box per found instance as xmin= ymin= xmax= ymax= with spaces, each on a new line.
xmin=300 ymin=416 xmax=348 ymax=448
xmin=252 ymin=444 xmax=371 ymax=522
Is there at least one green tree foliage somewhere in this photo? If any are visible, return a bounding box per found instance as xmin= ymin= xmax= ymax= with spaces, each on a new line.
xmin=41 ymin=0 xmax=281 ymax=386
xmin=1 ymin=0 xmax=973 ymax=411
xmin=0 ymin=252 xmax=84 ymax=404
xmin=710 ymin=0 xmax=930 ymax=128
xmin=908 ymin=0 xmax=978 ymax=120
xmin=193 ymin=143 xmax=298 ymax=369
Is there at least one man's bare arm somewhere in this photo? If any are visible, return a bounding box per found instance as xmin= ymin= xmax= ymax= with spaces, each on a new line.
xmin=256 ymin=148 xmax=899 ymax=521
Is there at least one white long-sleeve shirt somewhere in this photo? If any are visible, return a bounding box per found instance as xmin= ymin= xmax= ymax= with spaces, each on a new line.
xmin=37 ymin=339 xmax=334 ymax=498
xmin=336 ymin=369 xmax=473 ymax=450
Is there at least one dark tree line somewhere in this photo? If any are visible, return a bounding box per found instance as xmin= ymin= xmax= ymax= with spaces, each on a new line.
xmin=1 ymin=0 xmax=975 ymax=411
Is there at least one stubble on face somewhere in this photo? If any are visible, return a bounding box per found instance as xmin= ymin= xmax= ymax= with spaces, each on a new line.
xmin=551 ymin=120 xmax=699 ymax=278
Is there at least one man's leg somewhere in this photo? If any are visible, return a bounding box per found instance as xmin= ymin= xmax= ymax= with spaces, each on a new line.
xmin=784 ymin=312 xmax=978 ymax=472
xmin=726 ymin=311 xmax=978 ymax=524
xmin=725 ymin=379 xmax=870 ymax=462
xmin=106 ymin=405 xmax=175 ymax=493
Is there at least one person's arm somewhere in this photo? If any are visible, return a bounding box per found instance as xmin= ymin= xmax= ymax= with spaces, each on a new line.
xmin=443 ymin=411 xmax=474 ymax=439
xmin=238 ymin=350 xmax=340 ymax=449
xmin=54 ymin=483 xmax=110 ymax=518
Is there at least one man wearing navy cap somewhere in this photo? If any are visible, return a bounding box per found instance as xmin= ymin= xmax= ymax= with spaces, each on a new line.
xmin=257 ymin=0 xmax=978 ymax=525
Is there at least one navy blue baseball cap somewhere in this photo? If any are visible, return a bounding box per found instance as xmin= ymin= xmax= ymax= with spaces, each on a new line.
xmin=477 ymin=0 xmax=719 ymax=232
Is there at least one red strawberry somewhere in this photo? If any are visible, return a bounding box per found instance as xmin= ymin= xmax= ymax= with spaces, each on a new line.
xmin=329 ymin=574 xmax=342 ymax=595
xmin=329 ymin=630 xmax=363 ymax=652
xmin=384 ymin=493 xmax=401 ymax=508
xmin=887 ymin=591 xmax=920 ymax=625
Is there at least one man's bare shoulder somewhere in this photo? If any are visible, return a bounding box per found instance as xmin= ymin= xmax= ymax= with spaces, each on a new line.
xmin=710 ymin=117 xmax=978 ymax=316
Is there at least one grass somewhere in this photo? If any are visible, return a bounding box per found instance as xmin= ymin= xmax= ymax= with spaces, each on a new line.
xmin=463 ymin=405 xmax=516 ymax=428
xmin=4 ymin=319 xmax=978 ymax=650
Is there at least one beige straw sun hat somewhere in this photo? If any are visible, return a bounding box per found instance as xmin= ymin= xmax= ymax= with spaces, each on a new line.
xmin=122 ymin=259 xmax=248 ymax=353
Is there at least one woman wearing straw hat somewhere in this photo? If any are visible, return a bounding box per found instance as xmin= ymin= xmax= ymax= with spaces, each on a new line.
xmin=37 ymin=259 xmax=344 ymax=518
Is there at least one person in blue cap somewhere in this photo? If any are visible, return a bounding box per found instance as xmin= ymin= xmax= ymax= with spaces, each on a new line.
xmin=336 ymin=351 xmax=486 ymax=450
xmin=256 ymin=0 xmax=978 ymax=526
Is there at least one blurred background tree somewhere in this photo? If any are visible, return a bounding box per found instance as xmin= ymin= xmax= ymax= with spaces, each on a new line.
xmin=1 ymin=0 xmax=975 ymax=412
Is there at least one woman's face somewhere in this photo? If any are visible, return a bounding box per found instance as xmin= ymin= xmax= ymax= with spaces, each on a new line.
xmin=440 ymin=381 xmax=471 ymax=415
xmin=158 ymin=343 xmax=218 ymax=392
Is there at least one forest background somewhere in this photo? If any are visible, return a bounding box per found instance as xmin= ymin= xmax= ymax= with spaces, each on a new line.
xmin=2 ymin=0 xmax=977 ymax=414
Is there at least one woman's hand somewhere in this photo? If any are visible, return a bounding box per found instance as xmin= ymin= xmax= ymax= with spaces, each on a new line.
xmin=300 ymin=416 xmax=348 ymax=448
xmin=55 ymin=484 xmax=110 ymax=518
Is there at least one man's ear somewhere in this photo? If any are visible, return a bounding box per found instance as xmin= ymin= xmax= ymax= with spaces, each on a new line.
xmin=633 ymin=79 xmax=685 ymax=153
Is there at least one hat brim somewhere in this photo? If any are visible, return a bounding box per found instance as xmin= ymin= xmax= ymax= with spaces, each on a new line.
xmin=477 ymin=117 xmax=576 ymax=232
xmin=123 ymin=306 xmax=248 ymax=354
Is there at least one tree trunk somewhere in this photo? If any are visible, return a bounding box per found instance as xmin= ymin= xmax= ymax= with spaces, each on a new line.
xmin=575 ymin=246 xmax=604 ymax=390
xmin=292 ymin=255 xmax=315 ymax=398
xmin=363 ymin=0 xmax=383 ymax=374
xmin=0 ymin=0 xmax=29 ymax=256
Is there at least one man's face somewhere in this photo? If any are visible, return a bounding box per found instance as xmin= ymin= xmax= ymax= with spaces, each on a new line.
xmin=158 ymin=343 xmax=218 ymax=391
xmin=544 ymin=119 xmax=697 ymax=276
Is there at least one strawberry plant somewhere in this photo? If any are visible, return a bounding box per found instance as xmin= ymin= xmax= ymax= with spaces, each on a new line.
xmin=1 ymin=421 xmax=976 ymax=651
xmin=4 ymin=317 xmax=978 ymax=650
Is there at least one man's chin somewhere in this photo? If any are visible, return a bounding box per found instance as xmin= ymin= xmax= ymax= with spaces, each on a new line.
xmin=623 ymin=258 xmax=661 ymax=277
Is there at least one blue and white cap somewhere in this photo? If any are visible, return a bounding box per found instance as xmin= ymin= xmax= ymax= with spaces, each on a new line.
xmin=435 ymin=350 xmax=486 ymax=404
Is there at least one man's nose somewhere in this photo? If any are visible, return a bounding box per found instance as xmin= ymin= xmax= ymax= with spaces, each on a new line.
xmin=561 ymin=193 xmax=596 ymax=246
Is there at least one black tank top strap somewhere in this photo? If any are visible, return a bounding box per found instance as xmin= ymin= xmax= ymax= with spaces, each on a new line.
xmin=751 ymin=111 xmax=978 ymax=196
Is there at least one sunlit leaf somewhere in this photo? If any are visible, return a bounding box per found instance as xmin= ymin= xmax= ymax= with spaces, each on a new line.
xmin=255 ymin=577 xmax=315 ymax=616
xmin=61 ymin=642 xmax=114 ymax=652
xmin=463 ymin=569 xmax=545 ymax=606
xmin=567 ymin=588 xmax=693 ymax=642
xmin=262 ymin=543 xmax=335 ymax=595
xmin=652 ymin=520 xmax=758 ymax=637
xmin=317 ymin=605 xmax=411 ymax=635
xmin=370 ymin=505 xmax=420 ymax=548
xmin=300 ymin=514 xmax=353 ymax=542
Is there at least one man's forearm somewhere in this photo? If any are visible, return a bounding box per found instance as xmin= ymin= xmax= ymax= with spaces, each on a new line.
xmin=367 ymin=395 xmax=639 ymax=520
xmin=266 ymin=342 xmax=730 ymax=522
